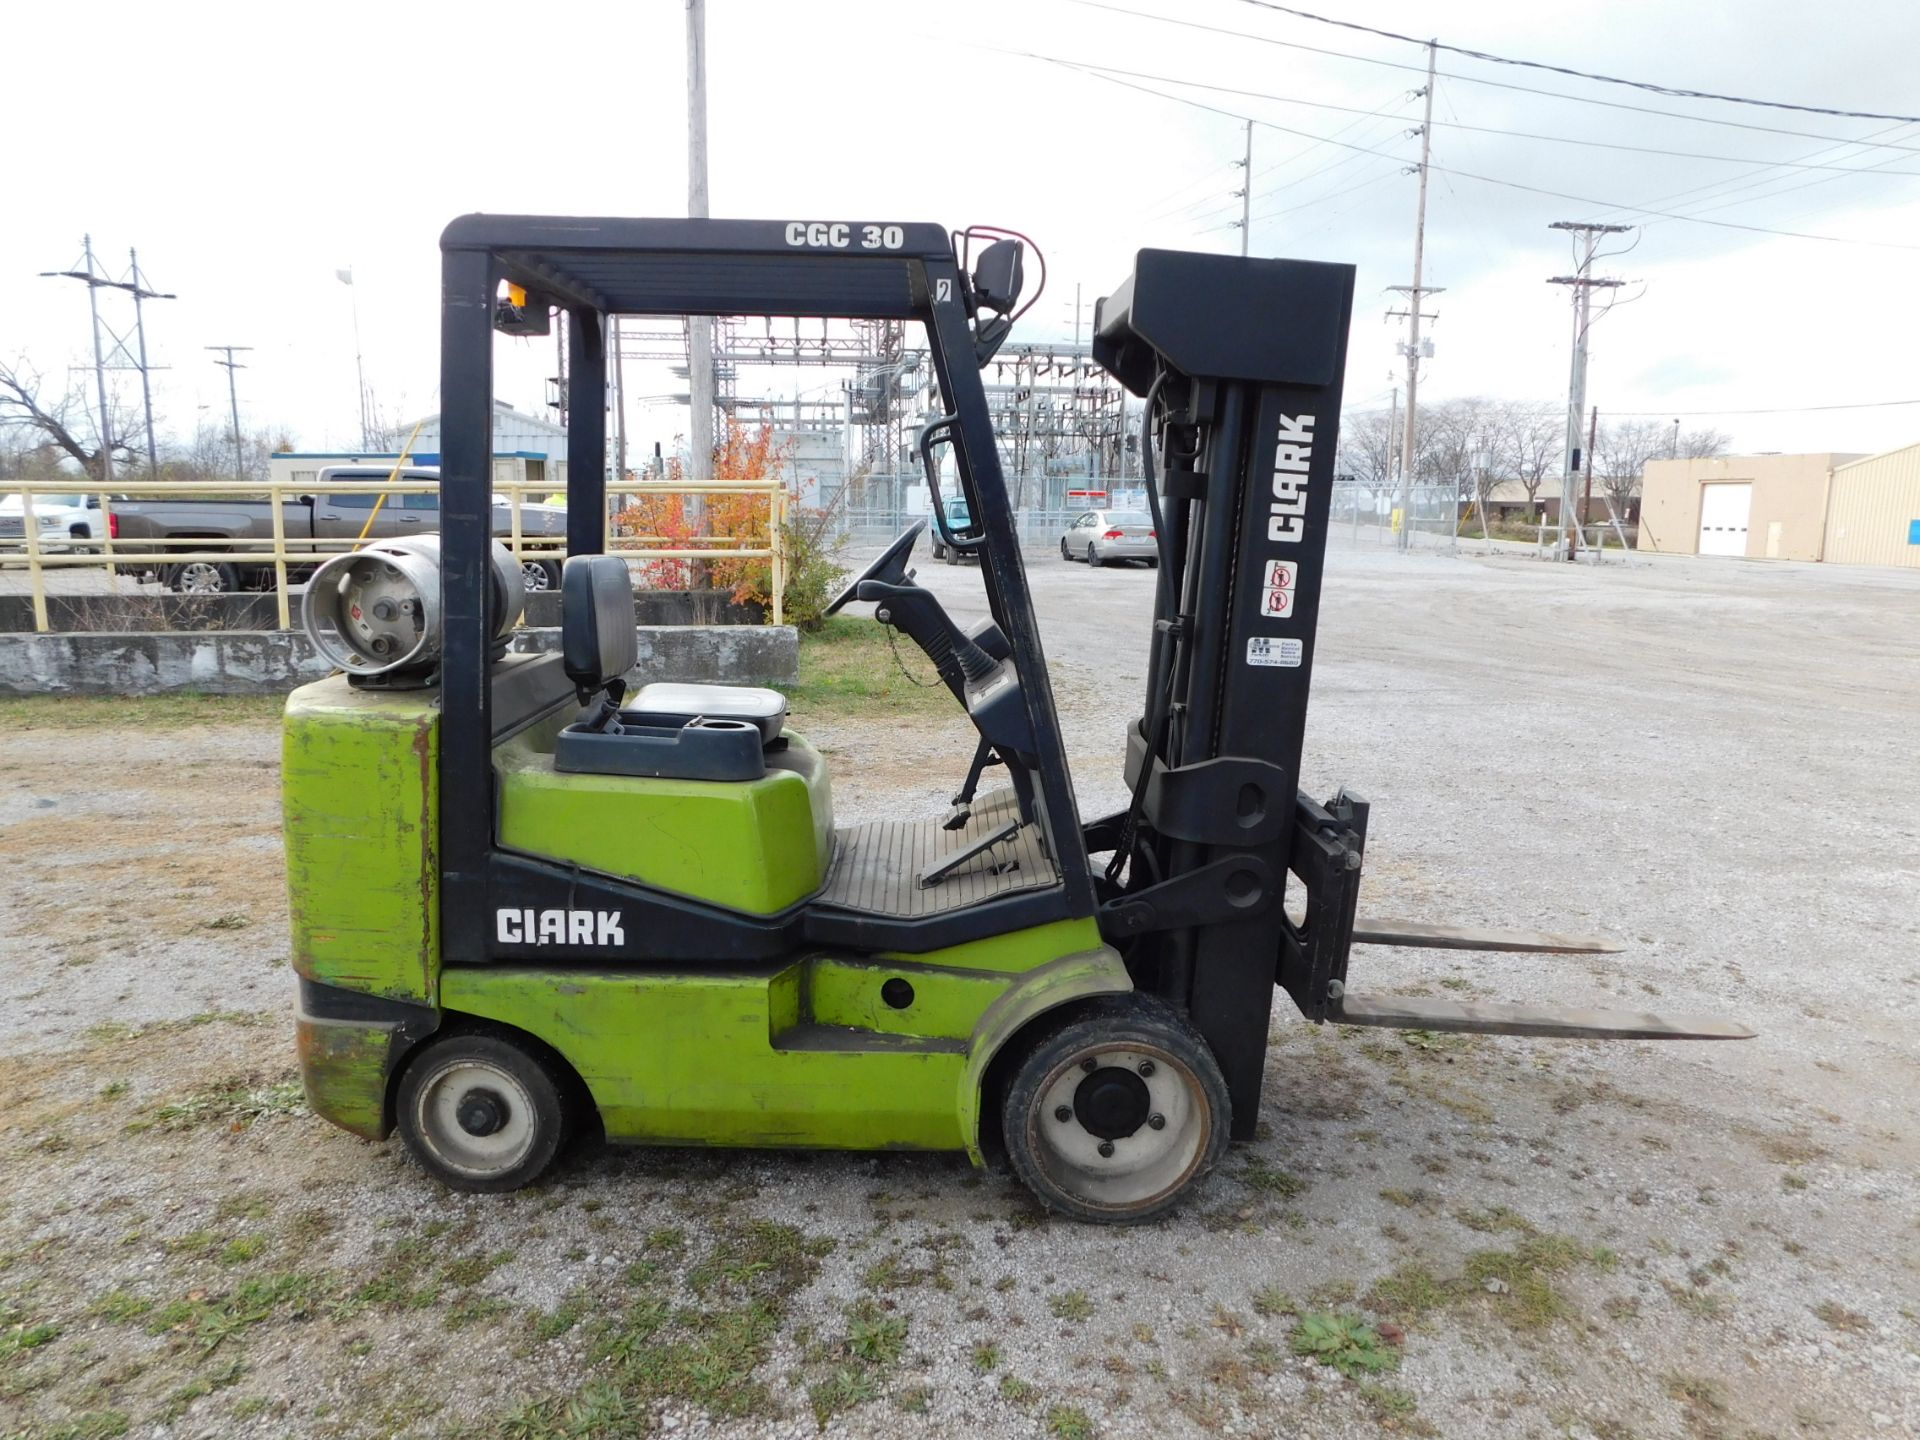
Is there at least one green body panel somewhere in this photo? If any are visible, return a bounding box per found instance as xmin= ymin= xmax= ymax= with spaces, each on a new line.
xmin=283 ymin=676 xmax=440 ymax=1004
xmin=436 ymin=929 xmax=1130 ymax=1157
xmin=294 ymin=1017 xmax=395 ymax=1141
xmin=494 ymin=727 xmax=833 ymax=915
xmin=283 ymin=675 xmax=1130 ymax=1159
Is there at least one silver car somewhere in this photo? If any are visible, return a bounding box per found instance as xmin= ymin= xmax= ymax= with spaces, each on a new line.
xmin=1059 ymin=508 xmax=1158 ymax=567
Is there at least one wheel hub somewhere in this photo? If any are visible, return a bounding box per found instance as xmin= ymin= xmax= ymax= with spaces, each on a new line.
xmin=456 ymin=1087 xmax=510 ymax=1137
xmin=1072 ymin=1066 xmax=1151 ymax=1140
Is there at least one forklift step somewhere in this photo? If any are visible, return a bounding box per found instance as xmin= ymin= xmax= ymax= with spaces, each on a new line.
xmin=1329 ymin=993 xmax=1755 ymax=1041
xmin=1351 ymin=919 xmax=1623 ymax=954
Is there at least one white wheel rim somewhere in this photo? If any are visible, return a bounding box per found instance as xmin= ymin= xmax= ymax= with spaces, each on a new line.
xmin=1031 ymin=1044 xmax=1209 ymax=1211
xmin=414 ymin=1059 xmax=538 ymax=1178
xmin=180 ymin=562 xmax=225 ymax=592
xmin=522 ymin=562 xmax=551 ymax=591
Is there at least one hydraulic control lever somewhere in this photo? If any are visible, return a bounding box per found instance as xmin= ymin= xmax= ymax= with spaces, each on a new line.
xmin=857 ymin=579 xmax=999 ymax=700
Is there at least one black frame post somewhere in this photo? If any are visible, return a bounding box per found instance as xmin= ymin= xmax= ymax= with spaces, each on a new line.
xmin=566 ymin=308 xmax=607 ymax=557
xmin=438 ymin=243 xmax=498 ymax=964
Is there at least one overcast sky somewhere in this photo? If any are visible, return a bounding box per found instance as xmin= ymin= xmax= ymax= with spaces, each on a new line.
xmin=7 ymin=0 xmax=1919 ymax=464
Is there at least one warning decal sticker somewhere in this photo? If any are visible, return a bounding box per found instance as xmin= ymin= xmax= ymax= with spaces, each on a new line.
xmin=1259 ymin=559 xmax=1298 ymax=617
xmin=1247 ymin=636 xmax=1303 ymax=668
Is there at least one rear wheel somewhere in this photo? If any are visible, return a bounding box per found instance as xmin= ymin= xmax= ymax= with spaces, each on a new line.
xmin=1086 ymin=544 xmax=1103 ymax=568
xmin=167 ymin=560 xmax=238 ymax=594
xmin=394 ymin=1030 xmax=573 ymax=1192
xmin=1001 ymin=997 xmax=1228 ymax=1224
xmin=522 ymin=558 xmax=561 ymax=592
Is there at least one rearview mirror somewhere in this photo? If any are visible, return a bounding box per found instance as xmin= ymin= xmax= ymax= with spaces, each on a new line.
xmin=971 ymin=239 xmax=1024 ymax=316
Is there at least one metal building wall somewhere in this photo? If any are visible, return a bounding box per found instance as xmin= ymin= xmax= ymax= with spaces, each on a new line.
xmin=1824 ymin=441 xmax=1920 ymax=569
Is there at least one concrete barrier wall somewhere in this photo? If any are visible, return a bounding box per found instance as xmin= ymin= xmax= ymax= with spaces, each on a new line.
xmin=0 ymin=625 xmax=798 ymax=697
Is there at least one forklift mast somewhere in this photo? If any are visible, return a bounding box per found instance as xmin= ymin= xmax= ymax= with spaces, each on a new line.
xmin=1086 ymin=250 xmax=1364 ymax=1136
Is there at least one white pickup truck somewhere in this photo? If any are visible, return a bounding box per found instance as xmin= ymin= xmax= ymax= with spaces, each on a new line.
xmin=0 ymin=492 xmax=106 ymax=551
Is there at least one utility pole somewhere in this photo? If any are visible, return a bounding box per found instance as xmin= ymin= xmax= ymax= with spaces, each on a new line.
xmin=336 ymin=267 xmax=372 ymax=449
xmin=40 ymin=236 xmax=176 ymax=481
xmin=1231 ymin=120 xmax=1253 ymax=256
xmin=206 ymin=346 xmax=253 ymax=482
xmin=613 ymin=316 xmax=628 ymax=484
xmin=1387 ymin=42 xmax=1440 ymax=552
xmin=686 ymin=0 xmax=714 ymax=503
xmin=1547 ymin=221 xmax=1631 ymax=560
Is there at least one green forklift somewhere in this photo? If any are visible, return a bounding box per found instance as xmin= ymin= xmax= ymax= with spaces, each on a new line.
xmin=284 ymin=216 xmax=1750 ymax=1223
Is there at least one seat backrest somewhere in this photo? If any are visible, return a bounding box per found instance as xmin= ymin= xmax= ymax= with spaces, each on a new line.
xmin=561 ymin=555 xmax=638 ymax=702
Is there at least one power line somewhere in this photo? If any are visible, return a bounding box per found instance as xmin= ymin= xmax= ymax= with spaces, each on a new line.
xmin=1027 ymin=55 xmax=1920 ymax=251
xmin=1031 ymin=53 xmax=1920 ymax=176
xmin=1060 ymin=1 xmax=1920 ymax=157
xmin=1607 ymin=398 xmax=1920 ymax=417
xmin=1228 ymin=0 xmax=1920 ymax=124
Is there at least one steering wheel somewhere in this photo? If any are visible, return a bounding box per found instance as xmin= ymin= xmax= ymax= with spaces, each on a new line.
xmin=826 ymin=520 xmax=927 ymax=616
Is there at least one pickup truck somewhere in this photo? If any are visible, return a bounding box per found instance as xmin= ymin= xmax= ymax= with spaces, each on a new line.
xmin=111 ymin=466 xmax=568 ymax=594
xmin=0 ymin=492 xmax=107 ymax=551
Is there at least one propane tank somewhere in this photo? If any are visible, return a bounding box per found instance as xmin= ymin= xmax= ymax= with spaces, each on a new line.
xmin=303 ymin=535 xmax=524 ymax=680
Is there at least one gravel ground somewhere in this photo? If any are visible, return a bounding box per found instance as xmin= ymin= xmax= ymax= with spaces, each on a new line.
xmin=2 ymin=537 xmax=1917 ymax=1440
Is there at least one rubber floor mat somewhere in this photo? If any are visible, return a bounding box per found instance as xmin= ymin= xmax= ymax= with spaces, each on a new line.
xmin=817 ymin=789 xmax=1058 ymax=918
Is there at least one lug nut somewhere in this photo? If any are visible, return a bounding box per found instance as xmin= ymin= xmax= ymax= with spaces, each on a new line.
xmin=1138 ymin=1060 xmax=1156 ymax=1077
xmin=1054 ymin=1105 xmax=1073 ymax=1123
xmin=1148 ymin=1113 xmax=1166 ymax=1130
xmin=1097 ymin=1141 xmax=1115 ymax=1158
xmin=1081 ymin=1058 xmax=1098 ymax=1073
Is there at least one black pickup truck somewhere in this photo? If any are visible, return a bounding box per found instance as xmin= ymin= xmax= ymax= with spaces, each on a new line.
xmin=112 ymin=466 xmax=568 ymax=594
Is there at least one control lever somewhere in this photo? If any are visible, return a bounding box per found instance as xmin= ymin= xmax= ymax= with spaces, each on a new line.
xmin=857 ymin=579 xmax=999 ymax=701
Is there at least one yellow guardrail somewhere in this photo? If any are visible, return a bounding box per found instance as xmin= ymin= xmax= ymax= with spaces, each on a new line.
xmin=1 ymin=477 xmax=788 ymax=632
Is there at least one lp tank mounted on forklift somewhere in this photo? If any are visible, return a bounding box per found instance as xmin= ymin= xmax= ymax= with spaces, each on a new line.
xmin=283 ymin=215 xmax=1750 ymax=1223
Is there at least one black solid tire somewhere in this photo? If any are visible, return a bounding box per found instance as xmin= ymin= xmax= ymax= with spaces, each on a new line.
xmin=1001 ymin=996 xmax=1229 ymax=1224
xmin=1059 ymin=539 xmax=1071 ymax=561
xmin=166 ymin=560 xmax=240 ymax=594
xmin=394 ymin=1030 xmax=573 ymax=1192
xmin=1086 ymin=545 xmax=1103 ymax=568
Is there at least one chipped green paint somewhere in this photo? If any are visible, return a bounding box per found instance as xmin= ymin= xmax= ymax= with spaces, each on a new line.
xmin=283 ymin=676 xmax=439 ymax=1004
xmin=295 ymin=1018 xmax=394 ymax=1140
xmin=494 ymin=727 xmax=833 ymax=915
xmin=956 ymin=946 xmax=1134 ymax=1164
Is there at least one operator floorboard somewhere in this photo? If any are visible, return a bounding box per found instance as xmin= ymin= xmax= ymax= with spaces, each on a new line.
xmin=818 ymin=789 xmax=1058 ymax=918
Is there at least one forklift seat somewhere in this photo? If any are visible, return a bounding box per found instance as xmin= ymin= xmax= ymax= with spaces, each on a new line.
xmin=553 ymin=555 xmax=787 ymax=782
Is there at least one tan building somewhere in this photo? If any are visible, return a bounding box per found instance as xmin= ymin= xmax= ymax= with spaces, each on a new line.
xmin=1638 ymin=452 xmax=1862 ymax=560
xmin=1823 ymin=441 xmax=1920 ymax=569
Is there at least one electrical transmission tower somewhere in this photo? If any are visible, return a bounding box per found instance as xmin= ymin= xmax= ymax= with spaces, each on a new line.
xmin=206 ymin=346 xmax=254 ymax=482
xmin=1546 ymin=222 xmax=1631 ymax=560
xmin=39 ymin=236 xmax=176 ymax=479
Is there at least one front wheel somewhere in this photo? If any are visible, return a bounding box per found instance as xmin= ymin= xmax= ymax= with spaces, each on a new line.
xmin=1001 ymin=997 xmax=1229 ymax=1224
xmin=394 ymin=1030 xmax=574 ymax=1192
xmin=167 ymin=560 xmax=239 ymax=595
xmin=1059 ymin=539 xmax=1072 ymax=561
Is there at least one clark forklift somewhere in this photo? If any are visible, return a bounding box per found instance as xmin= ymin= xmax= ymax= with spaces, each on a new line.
xmin=284 ymin=216 xmax=1749 ymax=1223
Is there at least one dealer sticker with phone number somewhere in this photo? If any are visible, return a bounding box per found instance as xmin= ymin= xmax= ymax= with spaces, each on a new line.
xmin=1247 ymin=636 xmax=1303 ymax=667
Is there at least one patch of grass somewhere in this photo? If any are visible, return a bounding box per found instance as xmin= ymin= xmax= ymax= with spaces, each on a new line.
xmin=1812 ymin=1300 xmax=1870 ymax=1333
xmin=1049 ymin=1288 xmax=1095 ymax=1323
xmin=131 ymin=1076 xmax=305 ymax=1134
xmin=1366 ymin=1262 xmax=1450 ymax=1324
xmin=442 ymin=1250 xmax=514 ymax=1287
xmin=971 ymin=1341 xmax=1002 ymax=1373
xmin=1290 ymin=1313 xmax=1399 ymax=1377
xmin=999 ymin=1374 xmax=1039 ymax=1405
xmin=1463 ymin=1236 xmax=1585 ymax=1329
xmin=1240 ymin=1159 xmax=1305 ymax=1198
xmin=1663 ymin=1371 xmax=1726 ymax=1415
xmin=35 ymin=1411 xmax=131 ymax=1440
xmin=158 ymin=1358 xmax=246 ymax=1421
xmin=809 ymin=1366 xmax=880 ymax=1425
xmin=0 ymin=693 xmax=286 ymax=731
xmin=1358 ymin=1380 xmax=1419 ymax=1422
xmin=845 ymin=1301 xmax=907 ymax=1366
xmin=88 ymin=1289 xmax=155 ymax=1323
xmin=1 ymin=1319 xmax=61 ymax=1357
xmin=786 ymin=616 xmax=951 ymax=720
xmin=1250 ymin=1286 xmax=1294 ymax=1318
xmin=1047 ymin=1403 xmax=1095 ymax=1439
xmin=147 ymin=1271 xmax=322 ymax=1353
xmin=531 ymin=1292 xmax=590 ymax=1342
xmin=219 ymin=1236 xmax=269 ymax=1266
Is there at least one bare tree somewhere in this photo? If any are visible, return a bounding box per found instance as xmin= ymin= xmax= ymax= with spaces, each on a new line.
xmin=0 ymin=359 xmax=139 ymax=481
xmin=1335 ymin=405 xmax=1397 ymax=490
xmin=1486 ymin=401 xmax=1561 ymax=507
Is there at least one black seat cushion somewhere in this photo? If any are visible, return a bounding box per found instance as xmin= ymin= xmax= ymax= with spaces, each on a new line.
xmin=561 ymin=555 xmax=638 ymax=700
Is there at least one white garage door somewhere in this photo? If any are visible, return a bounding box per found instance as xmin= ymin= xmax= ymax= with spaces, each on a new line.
xmin=1697 ymin=482 xmax=1752 ymax=556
